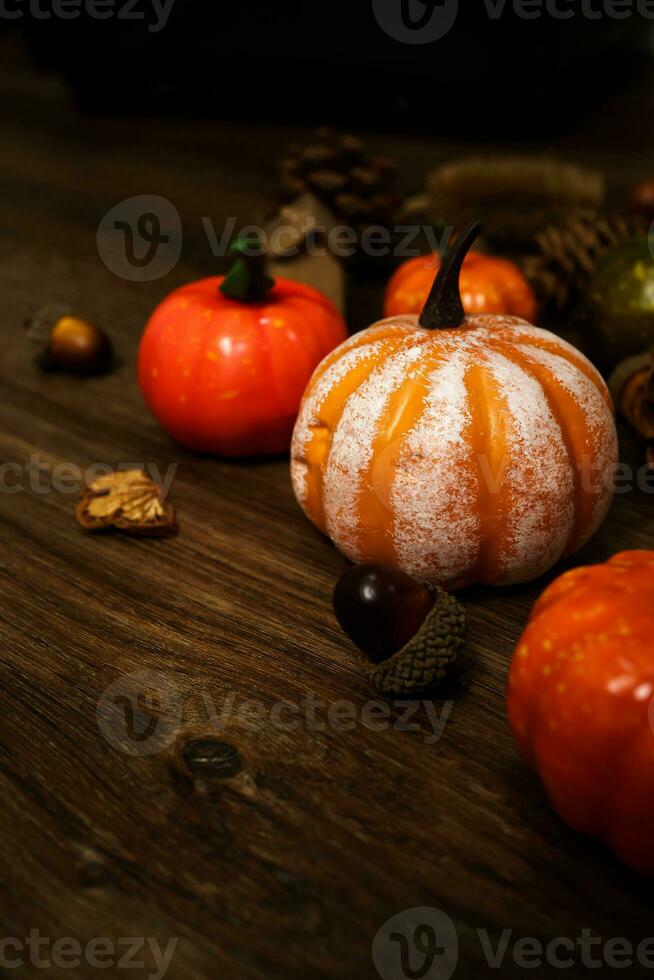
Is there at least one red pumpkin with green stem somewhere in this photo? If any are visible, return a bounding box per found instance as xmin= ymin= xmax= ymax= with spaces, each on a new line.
xmin=138 ymin=240 xmax=347 ymax=457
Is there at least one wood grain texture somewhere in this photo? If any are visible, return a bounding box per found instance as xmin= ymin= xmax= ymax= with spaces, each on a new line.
xmin=2 ymin=35 xmax=654 ymax=980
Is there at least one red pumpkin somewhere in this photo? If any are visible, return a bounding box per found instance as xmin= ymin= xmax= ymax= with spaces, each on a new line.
xmin=138 ymin=241 xmax=347 ymax=456
xmin=508 ymin=551 xmax=654 ymax=875
xmin=384 ymin=251 xmax=537 ymax=322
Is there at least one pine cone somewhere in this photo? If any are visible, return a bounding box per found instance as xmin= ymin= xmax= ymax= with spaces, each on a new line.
xmin=426 ymin=157 xmax=606 ymax=251
xmin=522 ymin=210 xmax=647 ymax=316
xmin=278 ymin=128 xmax=400 ymax=268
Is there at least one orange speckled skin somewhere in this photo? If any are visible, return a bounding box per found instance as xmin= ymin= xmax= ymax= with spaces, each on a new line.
xmin=384 ymin=252 xmax=538 ymax=322
xmin=138 ymin=276 xmax=347 ymax=457
xmin=508 ymin=551 xmax=654 ymax=875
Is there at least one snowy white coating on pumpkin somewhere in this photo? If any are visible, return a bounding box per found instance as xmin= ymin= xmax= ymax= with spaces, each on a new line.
xmin=290 ymin=314 xmax=618 ymax=589
xmin=391 ymin=349 xmax=479 ymax=586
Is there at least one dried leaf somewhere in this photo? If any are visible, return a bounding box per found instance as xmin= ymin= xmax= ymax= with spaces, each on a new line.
xmin=76 ymin=469 xmax=176 ymax=537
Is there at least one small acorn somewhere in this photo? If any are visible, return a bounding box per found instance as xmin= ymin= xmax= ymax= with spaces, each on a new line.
xmin=333 ymin=564 xmax=466 ymax=697
xmin=26 ymin=304 xmax=114 ymax=375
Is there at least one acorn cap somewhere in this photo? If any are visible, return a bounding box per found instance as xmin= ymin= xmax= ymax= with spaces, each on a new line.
xmin=365 ymin=586 xmax=466 ymax=697
xmin=25 ymin=303 xmax=73 ymax=357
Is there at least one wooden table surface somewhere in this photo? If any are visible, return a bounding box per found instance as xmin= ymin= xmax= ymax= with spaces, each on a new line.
xmin=2 ymin=35 xmax=654 ymax=980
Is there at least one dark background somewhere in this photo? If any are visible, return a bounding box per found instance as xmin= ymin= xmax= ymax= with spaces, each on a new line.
xmin=11 ymin=4 xmax=654 ymax=136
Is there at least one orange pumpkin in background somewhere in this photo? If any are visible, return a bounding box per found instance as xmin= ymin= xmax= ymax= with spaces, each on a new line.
xmin=508 ymin=551 xmax=654 ymax=875
xmin=384 ymin=250 xmax=538 ymax=322
xmin=291 ymin=224 xmax=617 ymax=590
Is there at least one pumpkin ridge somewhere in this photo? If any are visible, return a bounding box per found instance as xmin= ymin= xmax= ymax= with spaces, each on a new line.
xmin=319 ymin=335 xmax=431 ymax=535
xmin=498 ymin=341 xmax=583 ymax=559
xmin=301 ymin=321 xmax=416 ymax=401
xmin=472 ymin=337 xmax=541 ymax=584
xmin=293 ymin=338 xmax=400 ymax=529
xmin=292 ymin=344 xmax=378 ymax=517
xmin=511 ymin=342 xmax=617 ymax=554
xmin=391 ymin=344 xmax=481 ymax=586
xmin=322 ymin=343 xmax=427 ymax=559
xmin=359 ymin=352 xmax=437 ymax=565
xmin=488 ymin=321 xmax=612 ymax=411
xmin=477 ymin=344 xmax=574 ymax=583
xmin=463 ymin=354 xmax=499 ymax=585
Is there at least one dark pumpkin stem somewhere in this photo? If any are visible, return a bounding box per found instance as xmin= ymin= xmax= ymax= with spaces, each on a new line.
xmin=419 ymin=221 xmax=482 ymax=330
xmin=220 ymin=236 xmax=275 ymax=303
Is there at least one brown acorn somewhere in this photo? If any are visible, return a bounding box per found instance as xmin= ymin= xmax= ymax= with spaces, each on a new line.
xmin=333 ymin=565 xmax=466 ymax=697
xmin=26 ymin=304 xmax=114 ymax=375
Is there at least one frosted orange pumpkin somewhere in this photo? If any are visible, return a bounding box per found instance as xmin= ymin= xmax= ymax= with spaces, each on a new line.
xmin=291 ymin=224 xmax=618 ymax=590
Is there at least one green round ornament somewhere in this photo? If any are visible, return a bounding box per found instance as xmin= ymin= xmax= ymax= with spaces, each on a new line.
xmin=579 ymin=238 xmax=654 ymax=373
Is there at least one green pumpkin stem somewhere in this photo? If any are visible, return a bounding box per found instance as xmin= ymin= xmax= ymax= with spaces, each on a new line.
xmin=419 ymin=221 xmax=482 ymax=330
xmin=220 ymin=237 xmax=275 ymax=303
